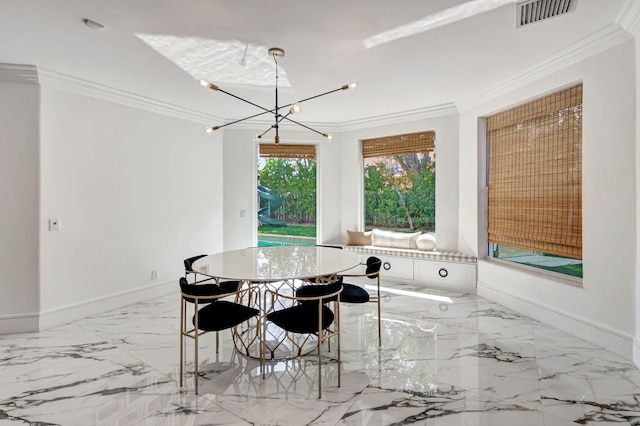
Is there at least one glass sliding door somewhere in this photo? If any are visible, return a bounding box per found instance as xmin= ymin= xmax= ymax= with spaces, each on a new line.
xmin=257 ymin=144 xmax=317 ymax=246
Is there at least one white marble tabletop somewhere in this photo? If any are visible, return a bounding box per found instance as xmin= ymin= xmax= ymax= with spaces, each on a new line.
xmin=191 ymin=245 xmax=361 ymax=281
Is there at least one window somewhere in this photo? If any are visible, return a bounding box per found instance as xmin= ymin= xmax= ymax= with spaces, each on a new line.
xmin=257 ymin=144 xmax=317 ymax=246
xmin=486 ymin=84 xmax=583 ymax=278
xmin=362 ymin=131 xmax=436 ymax=233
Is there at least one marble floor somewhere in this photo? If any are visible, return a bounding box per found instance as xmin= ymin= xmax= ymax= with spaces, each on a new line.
xmin=2 ymin=279 xmax=640 ymax=425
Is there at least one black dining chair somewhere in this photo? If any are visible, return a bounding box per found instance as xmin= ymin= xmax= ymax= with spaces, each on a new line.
xmin=184 ymin=254 xmax=240 ymax=294
xmin=306 ymin=248 xmax=384 ymax=347
xmin=182 ymin=255 xmax=243 ymax=358
xmin=262 ymin=281 xmax=343 ymax=398
xmin=338 ymin=256 xmax=383 ymax=346
xmin=179 ymin=277 xmax=259 ymax=394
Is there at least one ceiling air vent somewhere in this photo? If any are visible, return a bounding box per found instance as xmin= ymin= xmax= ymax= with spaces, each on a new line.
xmin=516 ymin=0 xmax=577 ymax=28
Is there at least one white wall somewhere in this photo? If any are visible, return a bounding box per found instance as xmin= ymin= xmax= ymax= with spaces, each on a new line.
xmin=36 ymin=87 xmax=224 ymax=328
xmin=339 ymin=115 xmax=461 ymax=251
xmin=460 ymin=40 xmax=637 ymax=358
xmin=222 ymin=129 xmax=260 ymax=250
xmin=633 ymin=26 xmax=640 ymax=368
xmin=0 ymin=80 xmax=40 ymax=332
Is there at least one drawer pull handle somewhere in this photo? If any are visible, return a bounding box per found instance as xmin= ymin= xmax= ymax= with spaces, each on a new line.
xmin=438 ymin=268 xmax=448 ymax=278
xmin=383 ymin=262 xmax=391 ymax=271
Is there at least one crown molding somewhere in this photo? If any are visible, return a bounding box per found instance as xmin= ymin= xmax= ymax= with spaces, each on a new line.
xmin=228 ymin=103 xmax=460 ymax=132
xmin=186 ymin=104 xmax=459 ymax=133
xmin=336 ymin=103 xmax=459 ymax=132
xmin=35 ymin=67 xmax=221 ymax=125
xmin=0 ymin=63 xmax=39 ymax=84
xmin=456 ymin=24 xmax=633 ymax=112
xmin=617 ymin=0 xmax=640 ymax=35
xmin=2 ymin=64 xmax=456 ymax=131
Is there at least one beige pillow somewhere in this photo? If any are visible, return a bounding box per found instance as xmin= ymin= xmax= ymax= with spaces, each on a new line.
xmin=372 ymin=229 xmax=421 ymax=249
xmin=416 ymin=233 xmax=436 ymax=251
xmin=346 ymin=230 xmax=373 ymax=246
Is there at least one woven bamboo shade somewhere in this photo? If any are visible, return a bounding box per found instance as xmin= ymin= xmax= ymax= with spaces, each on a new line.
xmin=362 ymin=131 xmax=435 ymax=158
xmin=259 ymin=144 xmax=316 ymax=159
xmin=487 ymin=84 xmax=582 ymax=259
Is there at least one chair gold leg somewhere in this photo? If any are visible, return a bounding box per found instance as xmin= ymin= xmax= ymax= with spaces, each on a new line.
xmin=317 ymin=302 xmax=322 ymax=399
xmin=377 ymin=277 xmax=382 ymax=347
xmin=337 ymin=300 xmax=341 ymax=388
xmin=194 ymin=301 xmax=199 ymax=395
xmin=179 ymin=299 xmax=184 ymax=387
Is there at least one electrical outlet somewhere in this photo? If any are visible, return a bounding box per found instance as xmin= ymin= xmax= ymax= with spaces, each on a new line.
xmin=151 ymin=270 xmax=159 ymax=280
xmin=240 ymin=209 xmax=246 ymax=218
xmin=49 ymin=218 xmax=61 ymax=231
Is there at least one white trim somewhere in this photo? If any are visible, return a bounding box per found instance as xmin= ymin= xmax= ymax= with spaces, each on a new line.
xmin=36 ymin=67 xmax=220 ymax=125
xmin=38 ymin=280 xmax=176 ymax=330
xmin=214 ymin=103 xmax=459 ymax=133
xmin=0 ymin=62 xmax=459 ymax=131
xmin=634 ymin=337 xmax=640 ymax=369
xmin=336 ymin=103 xmax=459 ymax=132
xmin=315 ymin=142 xmax=323 ymax=244
xmin=478 ymin=280 xmax=633 ymax=360
xmin=456 ymin=24 xmax=632 ymax=111
xmin=0 ymin=312 xmax=39 ymax=334
xmin=0 ymin=63 xmax=39 ymax=84
xmin=486 ymin=256 xmax=583 ymax=287
xmin=617 ymin=0 xmax=640 ymax=35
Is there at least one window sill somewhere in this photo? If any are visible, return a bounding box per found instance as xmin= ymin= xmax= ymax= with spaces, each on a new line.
xmin=482 ymin=257 xmax=583 ymax=288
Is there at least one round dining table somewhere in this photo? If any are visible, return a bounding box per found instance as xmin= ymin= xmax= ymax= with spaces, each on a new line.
xmin=192 ymin=245 xmax=361 ymax=360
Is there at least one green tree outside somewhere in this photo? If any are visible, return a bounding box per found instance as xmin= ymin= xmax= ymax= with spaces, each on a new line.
xmin=259 ymin=158 xmax=317 ymax=224
xmin=364 ymin=152 xmax=435 ymax=232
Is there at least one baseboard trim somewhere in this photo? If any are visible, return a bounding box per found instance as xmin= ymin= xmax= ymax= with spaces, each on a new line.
xmin=0 ymin=312 xmax=40 ymax=334
xmin=38 ymin=280 xmax=176 ymax=330
xmin=478 ymin=280 xmax=633 ymax=360
xmin=0 ymin=281 xmax=175 ymax=335
xmin=30 ymin=280 xmax=174 ymax=331
xmin=633 ymin=337 xmax=640 ymax=369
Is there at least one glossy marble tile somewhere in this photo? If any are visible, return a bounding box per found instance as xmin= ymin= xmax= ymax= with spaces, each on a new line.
xmin=1 ymin=279 xmax=640 ymax=425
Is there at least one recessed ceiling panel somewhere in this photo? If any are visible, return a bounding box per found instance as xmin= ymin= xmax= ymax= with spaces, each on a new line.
xmin=135 ymin=35 xmax=291 ymax=87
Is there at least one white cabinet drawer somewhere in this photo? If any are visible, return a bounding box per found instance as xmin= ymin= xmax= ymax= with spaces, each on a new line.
xmin=377 ymin=255 xmax=414 ymax=280
xmin=414 ymin=260 xmax=476 ymax=288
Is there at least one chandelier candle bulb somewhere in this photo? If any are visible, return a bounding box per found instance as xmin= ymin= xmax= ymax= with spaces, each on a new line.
xmin=199 ymin=80 xmax=219 ymax=91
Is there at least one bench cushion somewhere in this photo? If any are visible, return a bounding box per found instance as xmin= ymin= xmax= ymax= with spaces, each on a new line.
xmin=343 ymin=245 xmax=477 ymax=264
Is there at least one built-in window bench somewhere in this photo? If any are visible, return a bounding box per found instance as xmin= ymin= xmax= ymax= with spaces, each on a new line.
xmin=342 ymin=245 xmax=477 ymax=293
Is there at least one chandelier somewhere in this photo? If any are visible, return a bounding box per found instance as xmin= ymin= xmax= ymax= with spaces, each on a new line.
xmin=200 ymin=47 xmax=356 ymax=144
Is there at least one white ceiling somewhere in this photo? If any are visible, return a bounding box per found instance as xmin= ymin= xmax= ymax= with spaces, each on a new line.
xmin=0 ymin=0 xmax=630 ymax=128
